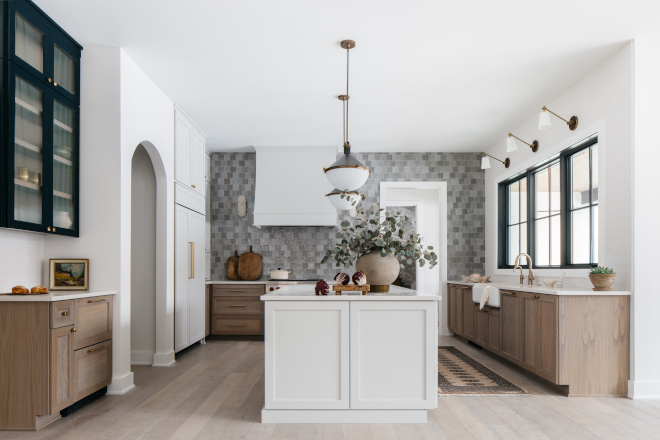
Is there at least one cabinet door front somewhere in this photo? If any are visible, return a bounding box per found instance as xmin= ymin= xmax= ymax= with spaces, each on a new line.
xmin=50 ymin=97 xmax=78 ymax=235
xmin=486 ymin=309 xmax=501 ymax=354
xmin=73 ymin=341 xmax=112 ymax=401
xmin=350 ymin=301 xmax=437 ymax=410
xmin=174 ymin=112 xmax=193 ymax=187
xmin=448 ymin=285 xmax=457 ymax=332
xmin=174 ymin=205 xmax=190 ymax=352
xmin=50 ymin=325 xmax=75 ymax=413
xmin=10 ymin=3 xmax=50 ymax=80
xmin=462 ymin=289 xmax=476 ymax=341
xmin=9 ymin=66 xmax=50 ymax=232
xmin=521 ymin=292 xmax=540 ymax=373
xmin=475 ymin=308 xmax=488 ymax=347
xmin=537 ymin=294 xmax=558 ymax=383
xmin=265 ymin=301 xmax=349 ymax=409
xmin=500 ymin=291 xmax=522 ymax=365
xmin=191 ymin=131 xmax=206 ymax=196
xmin=74 ymin=296 xmax=113 ymax=350
xmin=188 ymin=209 xmax=206 ymax=344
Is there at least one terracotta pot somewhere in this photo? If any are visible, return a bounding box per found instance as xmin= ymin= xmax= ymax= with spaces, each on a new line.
xmin=356 ymin=251 xmax=400 ymax=293
xmin=588 ymin=274 xmax=616 ymax=291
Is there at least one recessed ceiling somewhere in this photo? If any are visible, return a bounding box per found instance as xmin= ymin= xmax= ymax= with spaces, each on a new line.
xmin=35 ymin=0 xmax=659 ymax=152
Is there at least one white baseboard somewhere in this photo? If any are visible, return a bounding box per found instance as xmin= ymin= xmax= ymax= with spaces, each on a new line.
xmin=108 ymin=372 xmax=135 ymax=395
xmin=261 ymin=408 xmax=427 ymax=423
xmin=628 ymin=380 xmax=660 ymax=399
xmin=131 ymin=350 xmax=155 ymax=366
xmin=152 ymin=350 xmax=176 ymax=367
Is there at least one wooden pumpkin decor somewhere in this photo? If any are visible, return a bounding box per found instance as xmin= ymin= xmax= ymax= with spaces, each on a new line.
xmin=238 ymin=246 xmax=263 ymax=281
xmin=226 ymin=250 xmax=240 ymax=281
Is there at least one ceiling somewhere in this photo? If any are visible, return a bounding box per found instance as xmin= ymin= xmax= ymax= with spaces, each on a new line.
xmin=35 ymin=0 xmax=659 ymax=153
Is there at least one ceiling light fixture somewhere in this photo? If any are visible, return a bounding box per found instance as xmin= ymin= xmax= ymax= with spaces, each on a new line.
xmin=538 ymin=106 xmax=578 ymax=131
xmin=323 ymin=40 xmax=370 ymax=193
xmin=508 ymin=133 xmax=539 ymax=153
xmin=325 ymin=190 xmax=363 ymax=211
xmin=481 ymin=153 xmax=510 ymax=170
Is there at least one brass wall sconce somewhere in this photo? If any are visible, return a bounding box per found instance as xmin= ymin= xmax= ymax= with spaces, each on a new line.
xmin=508 ymin=133 xmax=539 ymax=153
xmin=481 ymin=153 xmax=510 ymax=169
xmin=538 ymin=106 xmax=578 ymax=131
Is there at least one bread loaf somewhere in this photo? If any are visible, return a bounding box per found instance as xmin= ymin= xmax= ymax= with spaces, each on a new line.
xmin=31 ymin=286 xmax=47 ymax=294
xmin=11 ymin=285 xmax=29 ymax=294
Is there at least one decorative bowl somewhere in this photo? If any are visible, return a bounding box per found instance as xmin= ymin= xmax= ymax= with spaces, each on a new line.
xmin=543 ymin=279 xmax=557 ymax=287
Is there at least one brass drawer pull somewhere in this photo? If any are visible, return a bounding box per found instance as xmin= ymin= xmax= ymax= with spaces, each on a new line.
xmin=229 ymin=324 xmax=247 ymax=327
xmin=230 ymin=304 xmax=247 ymax=307
xmin=87 ymin=299 xmax=105 ymax=303
xmin=71 ymin=327 xmax=77 ymax=333
xmin=87 ymin=345 xmax=106 ymax=353
xmin=229 ymin=289 xmax=246 ymax=292
xmin=61 ymin=311 xmax=68 ymax=316
xmin=502 ymin=292 xmax=517 ymax=296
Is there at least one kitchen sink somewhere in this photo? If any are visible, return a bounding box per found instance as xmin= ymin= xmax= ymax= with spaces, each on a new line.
xmin=471 ymin=284 xmax=501 ymax=308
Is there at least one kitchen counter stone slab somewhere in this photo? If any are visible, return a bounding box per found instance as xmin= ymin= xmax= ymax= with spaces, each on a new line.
xmin=262 ymin=284 xmax=440 ymax=301
xmin=447 ymin=281 xmax=631 ymax=296
xmin=0 ymin=290 xmax=117 ymax=302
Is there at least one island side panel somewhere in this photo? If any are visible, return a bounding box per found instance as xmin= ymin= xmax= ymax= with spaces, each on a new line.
xmin=264 ymin=301 xmax=350 ymax=410
xmin=558 ymin=295 xmax=630 ymax=396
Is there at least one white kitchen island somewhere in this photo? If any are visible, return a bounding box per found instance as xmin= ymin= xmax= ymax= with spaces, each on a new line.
xmin=261 ymin=285 xmax=439 ymax=423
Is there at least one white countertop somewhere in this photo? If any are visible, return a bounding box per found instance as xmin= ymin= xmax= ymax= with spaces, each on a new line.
xmin=261 ymin=284 xmax=440 ymax=301
xmin=207 ymin=280 xmax=270 ymax=285
xmin=447 ymin=281 xmax=631 ymax=296
xmin=0 ymin=290 xmax=117 ymax=302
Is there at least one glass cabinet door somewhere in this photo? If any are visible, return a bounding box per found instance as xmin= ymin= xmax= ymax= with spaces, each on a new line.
xmin=13 ymin=72 xmax=46 ymax=227
xmin=52 ymin=99 xmax=77 ymax=233
xmin=10 ymin=2 xmax=51 ymax=81
xmin=53 ymin=45 xmax=77 ymax=98
xmin=14 ymin=12 xmax=45 ymax=73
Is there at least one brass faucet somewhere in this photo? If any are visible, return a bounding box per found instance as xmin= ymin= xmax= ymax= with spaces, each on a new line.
xmin=513 ymin=253 xmax=535 ymax=285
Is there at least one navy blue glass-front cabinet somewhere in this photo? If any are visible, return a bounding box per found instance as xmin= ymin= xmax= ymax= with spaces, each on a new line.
xmin=1 ymin=0 xmax=82 ymax=236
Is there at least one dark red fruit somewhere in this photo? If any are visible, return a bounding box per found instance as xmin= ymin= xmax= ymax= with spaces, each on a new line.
xmin=352 ymin=271 xmax=367 ymax=285
xmin=315 ymin=280 xmax=330 ymax=295
xmin=334 ymin=273 xmax=350 ymax=285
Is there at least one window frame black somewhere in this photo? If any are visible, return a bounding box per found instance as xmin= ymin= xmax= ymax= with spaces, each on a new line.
xmin=498 ymin=135 xmax=599 ymax=270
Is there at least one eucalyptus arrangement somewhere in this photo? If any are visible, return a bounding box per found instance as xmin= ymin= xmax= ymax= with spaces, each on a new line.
xmin=320 ymin=203 xmax=438 ymax=269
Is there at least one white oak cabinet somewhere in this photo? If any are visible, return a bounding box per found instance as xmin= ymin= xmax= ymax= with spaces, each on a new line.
xmin=174 ymin=204 xmax=206 ymax=352
xmin=174 ymin=107 xmax=206 ymax=197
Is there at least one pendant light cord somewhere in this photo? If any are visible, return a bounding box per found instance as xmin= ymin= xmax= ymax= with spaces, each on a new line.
xmin=345 ymin=45 xmax=349 ymax=146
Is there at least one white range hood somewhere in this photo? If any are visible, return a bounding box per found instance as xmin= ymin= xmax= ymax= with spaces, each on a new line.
xmin=253 ymin=146 xmax=338 ymax=227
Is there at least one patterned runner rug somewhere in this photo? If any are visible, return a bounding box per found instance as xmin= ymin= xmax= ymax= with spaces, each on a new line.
xmin=438 ymin=346 xmax=528 ymax=395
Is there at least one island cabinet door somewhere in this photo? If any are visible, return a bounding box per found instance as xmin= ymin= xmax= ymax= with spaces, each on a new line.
xmin=350 ymin=301 xmax=437 ymax=410
xmin=264 ymin=301 xmax=349 ymax=410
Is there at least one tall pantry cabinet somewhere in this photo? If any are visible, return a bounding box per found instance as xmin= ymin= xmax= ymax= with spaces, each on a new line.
xmin=174 ymin=106 xmax=207 ymax=352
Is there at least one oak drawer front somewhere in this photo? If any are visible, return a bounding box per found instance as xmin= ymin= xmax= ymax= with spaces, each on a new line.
xmin=212 ymin=315 xmax=263 ymax=335
xmin=212 ymin=284 xmax=264 ymax=297
xmin=74 ymin=296 xmax=113 ymax=350
xmin=51 ymin=301 xmax=74 ymax=328
xmin=212 ymin=298 xmax=263 ymax=315
xmin=73 ymin=341 xmax=112 ymax=402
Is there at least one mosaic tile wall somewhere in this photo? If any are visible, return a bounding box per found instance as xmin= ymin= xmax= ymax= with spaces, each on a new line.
xmin=209 ymin=152 xmax=485 ymax=282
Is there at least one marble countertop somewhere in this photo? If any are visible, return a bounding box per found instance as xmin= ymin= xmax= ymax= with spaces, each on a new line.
xmin=447 ymin=281 xmax=631 ymax=296
xmin=261 ymin=284 xmax=440 ymax=301
xmin=0 ymin=290 xmax=116 ymax=302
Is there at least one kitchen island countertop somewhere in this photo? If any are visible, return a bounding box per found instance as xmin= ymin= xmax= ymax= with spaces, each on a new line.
xmin=261 ymin=284 xmax=440 ymax=301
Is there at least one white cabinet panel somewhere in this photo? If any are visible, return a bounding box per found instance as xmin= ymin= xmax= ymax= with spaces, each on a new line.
xmin=205 ymin=182 xmax=211 ymax=252
xmin=174 ymin=205 xmax=190 ymax=352
xmin=205 ymin=151 xmax=211 ymax=183
xmin=191 ymin=132 xmax=206 ymax=196
xmin=265 ymin=301 xmax=349 ymax=410
xmin=174 ymin=112 xmax=193 ymax=187
xmin=350 ymin=301 xmax=437 ymax=409
xmin=174 ymin=205 xmax=206 ymax=352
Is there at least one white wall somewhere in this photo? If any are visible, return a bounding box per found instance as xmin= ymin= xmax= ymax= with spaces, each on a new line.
xmin=130 ymin=145 xmax=157 ymax=365
xmin=630 ymin=36 xmax=660 ymax=399
xmin=484 ymin=43 xmax=633 ymax=291
xmin=0 ymin=230 xmax=43 ymax=293
xmin=45 ymin=47 xmax=175 ymax=395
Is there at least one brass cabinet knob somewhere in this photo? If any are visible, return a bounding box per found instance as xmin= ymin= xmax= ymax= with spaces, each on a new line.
xmin=71 ymin=328 xmax=77 ymax=332
xmin=46 ymin=77 xmax=58 ymax=86
xmin=61 ymin=311 xmax=68 ymax=316
xmin=52 ymin=227 xmax=56 ymax=232
xmin=191 ymin=184 xmax=196 ymax=188
xmin=46 ymin=226 xmax=51 ymax=232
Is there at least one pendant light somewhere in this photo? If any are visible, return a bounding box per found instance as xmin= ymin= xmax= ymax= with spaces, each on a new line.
xmin=323 ymin=40 xmax=370 ymax=192
xmin=325 ymin=189 xmax=363 ymax=210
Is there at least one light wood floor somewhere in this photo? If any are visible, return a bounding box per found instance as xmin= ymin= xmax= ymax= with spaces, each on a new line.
xmin=3 ymin=336 xmax=660 ymax=440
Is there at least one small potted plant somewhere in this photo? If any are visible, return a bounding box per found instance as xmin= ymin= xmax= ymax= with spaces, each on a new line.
xmin=588 ymin=266 xmax=616 ymax=291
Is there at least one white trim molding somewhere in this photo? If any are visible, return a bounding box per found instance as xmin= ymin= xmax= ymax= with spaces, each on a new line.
xmin=628 ymin=380 xmax=660 ymax=400
xmin=108 ymin=371 xmax=136 ymax=395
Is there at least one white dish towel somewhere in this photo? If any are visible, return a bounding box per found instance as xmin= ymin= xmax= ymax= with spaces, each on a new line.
xmin=480 ymin=286 xmax=493 ymax=310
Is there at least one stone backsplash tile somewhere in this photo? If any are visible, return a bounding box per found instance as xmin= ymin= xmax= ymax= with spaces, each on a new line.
xmin=210 ymin=152 xmax=485 ymax=282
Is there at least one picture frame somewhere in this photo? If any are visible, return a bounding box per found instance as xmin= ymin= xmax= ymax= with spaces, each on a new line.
xmin=49 ymin=259 xmax=89 ymax=291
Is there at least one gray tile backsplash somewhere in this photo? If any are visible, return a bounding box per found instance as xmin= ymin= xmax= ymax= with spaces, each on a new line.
xmin=210 ymin=152 xmax=485 ymax=282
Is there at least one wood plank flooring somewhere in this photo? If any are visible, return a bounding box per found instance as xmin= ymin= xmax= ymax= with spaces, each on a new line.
xmin=2 ymin=336 xmax=659 ymax=440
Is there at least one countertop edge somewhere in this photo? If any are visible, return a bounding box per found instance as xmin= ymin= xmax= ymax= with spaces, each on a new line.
xmin=261 ymin=294 xmax=441 ymax=301
xmin=446 ymin=281 xmax=631 ymax=296
xmin=0 ymin=290 xmax=117 ymax=302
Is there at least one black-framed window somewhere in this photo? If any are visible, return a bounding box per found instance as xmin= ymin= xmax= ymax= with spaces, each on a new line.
xmin=498 ymin=135 xmax=598 ymax=269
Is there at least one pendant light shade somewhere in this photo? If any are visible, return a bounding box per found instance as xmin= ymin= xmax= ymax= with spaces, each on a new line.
xmin=506 ymin=136 xmax=518 ymax=152
xmin=538 ymin=110 xmax=552 ymax=130
xmin=326 ymin=190 xmax=363 ymax=211
xmin=324 ymin=40 xmax=370 ymax=198
xmin=481 ymin=155 xmax=491 ymax=169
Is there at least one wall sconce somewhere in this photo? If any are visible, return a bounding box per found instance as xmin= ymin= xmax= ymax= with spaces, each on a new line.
xmin=481 ymin=153 xmax=510 ymax=170
xmin=237 ymin=195 xmax=247 ymax=217
xmin=538 ymin=106 xmax=578 ymax=131
xmin=507 ymin=133 xmax=539 ymax=153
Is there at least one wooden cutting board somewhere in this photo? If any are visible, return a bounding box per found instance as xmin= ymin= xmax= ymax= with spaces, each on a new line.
xmin=238 ymin=246 xmax=263 ymax=281
xmin=226 ymin=250 xmax=240 ymax=281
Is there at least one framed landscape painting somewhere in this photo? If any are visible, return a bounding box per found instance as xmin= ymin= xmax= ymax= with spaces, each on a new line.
xmin=49 ymin=259 xmax=89 ymax=291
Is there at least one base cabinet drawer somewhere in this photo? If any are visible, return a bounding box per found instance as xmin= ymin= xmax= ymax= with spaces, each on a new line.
xmin=212 ymin=315 xmax=263 ymax=335
xmin=73 ymin=341 xmax=112 ymax=402
xmin=212 ymin=298 xmax=263 ymax=315
xmin=212 ymin=284 xmax=264 ymax=297
xmin=51 ymin=301 xmax=74 ymax=329
xmin=74 ymin=296 xmax=113 ymax=350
